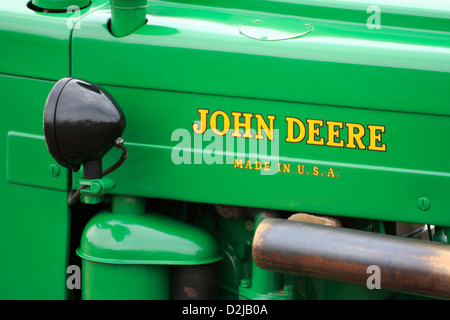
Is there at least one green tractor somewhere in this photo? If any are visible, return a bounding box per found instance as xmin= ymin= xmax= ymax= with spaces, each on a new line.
xmin=1 ymin=0 xmax=449 ymax=301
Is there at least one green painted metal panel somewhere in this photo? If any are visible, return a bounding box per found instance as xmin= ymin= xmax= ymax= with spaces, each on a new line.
xmin=72 ymin=84 xmax=450 ymax=226
xmin=0 ymin=0 xmax=108 ymax=80
xmin=110 ymin=0 xmax=148 ymax=37
xmin=1 ymin=0 xmax=449 ymax=301
xmin=69 ymin=1 xmax=450 ymax=227
xmin=7 ymin=132 xmax=68 ymax=191
xmin=0 ymin=75 xmax=70 ymax=299
xmin=0 ymin=0 xmax=70 ymax=80
xmin=163 ymin=0 xmax=450 ymax=33
xmin=71 ymin=2 xmax=450 ymax=116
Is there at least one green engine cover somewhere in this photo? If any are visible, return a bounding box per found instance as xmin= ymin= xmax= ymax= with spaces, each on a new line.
xmin=0 ymin=0 xmax=449 ymax=301
xmin=68 ymin=0 xmax=450 ymax=226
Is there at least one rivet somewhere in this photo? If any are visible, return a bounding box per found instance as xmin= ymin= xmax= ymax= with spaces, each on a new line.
xmin=48 ymin=164 xmax=60 ymax=177
xmin=418 ymin=197 xmax=430 ymax=211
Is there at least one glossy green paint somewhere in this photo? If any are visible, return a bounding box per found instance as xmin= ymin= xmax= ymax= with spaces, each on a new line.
xmin=0 ymin=1 xmax=108 ymax=299
xmin=72 ymin=84 xmax=450 ymax=227
xmin=110 ymin=0 xmax=147 ymax=37
xmin=79 ymin=176 xmax=116 ymax=204
xmin=77 ymin=196 xmax=222 ymax=264
xmin=1 ymin=0 xmax=450 ymax=300
xmin=0 ymin=0 xmax=108 ymax=80
xmin=163 ymin=0 xmax=450 ymax=33
xmin=7 ymin=132 xmax=67 ymax=191
xmin=68 ymin=1 xmax=450 ymax=227
xmin=0 ymin=75 xmax=70 ymax=299
xmin=78 ymin=196 xmax=221 ymax=299
xmin=71 ymin=2 xmax=450 ymax=116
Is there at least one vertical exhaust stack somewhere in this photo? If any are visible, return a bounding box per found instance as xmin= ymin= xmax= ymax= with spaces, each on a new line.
xmin=110 ymin=0 xmax=148 ymax=37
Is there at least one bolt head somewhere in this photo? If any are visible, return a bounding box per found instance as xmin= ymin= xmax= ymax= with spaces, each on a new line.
xmin=240 ymin=279 xmax=251 ymax=288
xmin=90 ymin=181 xmax=103 ymax=194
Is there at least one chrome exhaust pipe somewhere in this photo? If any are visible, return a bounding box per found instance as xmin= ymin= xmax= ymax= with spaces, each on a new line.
xmin=253 ymin=218 xmax=450 ymax=299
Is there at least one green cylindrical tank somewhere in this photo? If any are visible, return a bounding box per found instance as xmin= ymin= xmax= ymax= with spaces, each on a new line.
xmin=77 ymin=196 xmax=222 ymax=300
xmin=81 ymin=262 xmax=171 ymax=300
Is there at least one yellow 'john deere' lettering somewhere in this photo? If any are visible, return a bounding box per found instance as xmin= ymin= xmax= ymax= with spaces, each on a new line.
xmin=193 ymin=108 xmax=386 ymax=152
xmin=193 ymin=108 xmax=276 ymax=141
xmin=284 ymin=116 xmax=386 ymax=151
